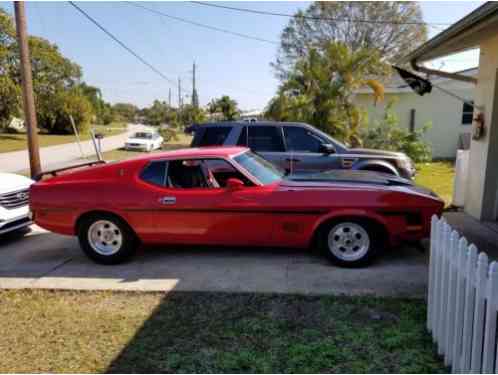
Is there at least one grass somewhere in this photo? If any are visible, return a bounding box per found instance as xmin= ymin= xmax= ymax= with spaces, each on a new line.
xmin=414 ymin=161 xmax=455 ymax=206
xmin=0 ymin=290 xmax=446 ymax=373
xmin=0 ymin=122 xmax=127 ymax=153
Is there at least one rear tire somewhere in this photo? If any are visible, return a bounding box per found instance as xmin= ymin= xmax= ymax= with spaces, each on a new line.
xmin=78 ymin=214 xmax=138 ymax=265
xmin=320 ymin=219 xmax=381 ymax=267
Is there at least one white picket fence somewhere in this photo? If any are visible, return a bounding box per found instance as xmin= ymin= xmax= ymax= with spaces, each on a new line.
xmin=428 ymin=215 xmax=498 ymax=373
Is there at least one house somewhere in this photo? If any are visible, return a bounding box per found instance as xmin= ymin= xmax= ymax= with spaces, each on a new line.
xmin=240 ymin=109 xmax=264 ymax=122
xmin=401 ymin=2 xmax=498 ymax=230
xmin=355 ymin=68 xmax=476 ymax=159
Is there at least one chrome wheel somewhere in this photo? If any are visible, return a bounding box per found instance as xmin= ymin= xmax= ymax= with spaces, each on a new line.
xmin=87 ymin=220 xmax=123 ymax=256
xmin=327 ymin=222 xmax=370 ymax=262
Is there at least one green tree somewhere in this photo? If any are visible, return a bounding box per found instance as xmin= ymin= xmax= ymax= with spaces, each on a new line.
xmin=180 ymin=103 xmax=206 ymax=125
xmin=77 ymin=82 xmax=114 ymax=124
xmin=208 ymin=96 xmax=239 ymax=121
xmin=143 ymin=100 xmax=168 ymax=126
xmin=40 ymin=88 xmax=94 ymax=134
xmin=269 ymin=41 xmax=387 ymax=146
xmin=0 ymin=74 xmax=20 ymax=130
xmin=0 ymin=8 xmax=20 ymax=129
xmin=273 ymin=2 xmax=427 ymax=80
xmin=113 ymin=103 xmax=138 ymax=123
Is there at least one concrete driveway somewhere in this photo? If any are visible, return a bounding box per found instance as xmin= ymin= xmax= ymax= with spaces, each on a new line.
xmin=0 ymin=225 xmax=429 ymax=297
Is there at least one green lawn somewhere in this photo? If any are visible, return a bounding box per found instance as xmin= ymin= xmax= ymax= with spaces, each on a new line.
xmin=415 ymin=161 xmax=455 ymax=206
xmin=0 ymin=290 xmax=446 ymax=373
xmin=0 ymin=123 xmax=127 ymax=153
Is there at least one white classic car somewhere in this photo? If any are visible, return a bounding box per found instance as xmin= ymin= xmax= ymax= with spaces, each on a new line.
xmin=124 ymin=131 xmax=163 ymax=152
xmin=0 ymin=172 xmax=34 ymax=235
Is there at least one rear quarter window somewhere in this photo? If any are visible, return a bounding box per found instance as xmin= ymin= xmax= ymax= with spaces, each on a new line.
xmin=140 ymin=161 xmax=168 ymax=186
xmin=198 ymin=127 xmax=232 ymax=146
xmin=237 ymin=126 xmax=285 ymax=152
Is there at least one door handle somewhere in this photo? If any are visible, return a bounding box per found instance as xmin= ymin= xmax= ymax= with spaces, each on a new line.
xmin=285 ymin=158 xmax=301 ymax=162
xmin=159 ymin=196 xmax=176 ymax=205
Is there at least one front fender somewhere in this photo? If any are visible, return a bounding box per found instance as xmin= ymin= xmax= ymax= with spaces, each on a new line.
xmin=353 ymin=159 xmax=399 ymax=176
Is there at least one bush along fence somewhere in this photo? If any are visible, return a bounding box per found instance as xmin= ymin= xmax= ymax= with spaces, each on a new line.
xmin=428 ymin=216 xmax=498 ymax=373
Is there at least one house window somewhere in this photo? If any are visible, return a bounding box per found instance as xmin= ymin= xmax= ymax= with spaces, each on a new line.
xmin=461 ymin=102 xmax=474 ymax=125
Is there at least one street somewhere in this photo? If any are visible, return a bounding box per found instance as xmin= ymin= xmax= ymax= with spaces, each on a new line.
xmin=0 ymin=124 xmax=148 ymax=173
xmin=0 ymin=225 xmax=429 ymax=297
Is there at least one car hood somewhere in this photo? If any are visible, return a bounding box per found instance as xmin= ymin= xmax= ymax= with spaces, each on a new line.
xmin=282 ymin=169 xmax=441 ymax=200
xmin=347 ymin=148 xmax=405 ymax=158
xmin=0 ymin=173 xmax=34 ymax=194
xmin=284 ymin=169 xmax=413 ymax=187
xmin=126 ymin=138 xmax=151 ymax=145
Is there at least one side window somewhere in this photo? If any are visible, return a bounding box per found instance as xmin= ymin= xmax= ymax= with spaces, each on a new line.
xmin=461 ymin=101 xmax=474 ymax=125
xmin=167 ymin=159 xmax=208 ymax=189
xmin=198 ymin=127 xmax=232 ymax=146
xmin=237 ymin=126 xmax=285 ymax=152
xmin=283 ymin=126 xmax=323 ymax=153
xmin=140 ymin=161 xmax=168 ymax=186
xmin=203 ymin=159 xmax=253 ymax=187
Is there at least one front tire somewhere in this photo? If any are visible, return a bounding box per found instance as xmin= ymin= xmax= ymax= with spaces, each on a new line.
xmin=78 ymin=214 xmax=138 ymax=265
xmin=320 ymin=220 xmax=380 ymax=267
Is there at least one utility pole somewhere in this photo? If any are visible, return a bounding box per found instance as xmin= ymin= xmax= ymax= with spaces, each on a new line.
xmin=168 ymin=87 xmax=171 ymax=107
xmin=14 ymin=2 xmax=41 ymax=178
xmin=192 ymin=61 xmax=199 ymax=109
xmin=177 ymin=77 xmax=182 ymax=109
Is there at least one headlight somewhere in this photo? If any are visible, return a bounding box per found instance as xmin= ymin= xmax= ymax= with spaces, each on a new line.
xmin=397 ymin=157 xmax=413 ymax=171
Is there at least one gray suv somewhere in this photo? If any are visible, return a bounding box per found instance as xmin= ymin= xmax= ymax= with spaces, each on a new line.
xmin=187 ymin=121 xmax=415 ymax=179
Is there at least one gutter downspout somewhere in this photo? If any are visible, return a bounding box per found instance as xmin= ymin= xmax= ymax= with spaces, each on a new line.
xmin=411 ymin=60 xmax=477 ymax=84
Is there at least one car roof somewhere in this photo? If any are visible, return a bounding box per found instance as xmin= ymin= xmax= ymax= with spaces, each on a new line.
xmin=193 ymin=121 xmax=310 ymax=128
xmin=129 ymin=146 xmax=248 ymax=162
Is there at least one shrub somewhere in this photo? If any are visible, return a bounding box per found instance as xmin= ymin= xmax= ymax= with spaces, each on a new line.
xmin=159 ymin=127 xmax=178 ymax=144
xmin=362 ymin=102 xmax=432 ymax=163
xmin=38 ymin=89 xmax=94 ymax=134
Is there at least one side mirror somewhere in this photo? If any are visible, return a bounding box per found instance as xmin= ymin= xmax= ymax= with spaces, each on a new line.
xmin=226 ymin=178 xmax=245 ymax=191
xmin=319 ymin=143 xmax=336 ymax=154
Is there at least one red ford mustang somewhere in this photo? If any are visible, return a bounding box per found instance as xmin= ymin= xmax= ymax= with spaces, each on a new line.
xmin=30 ymin=147 xmax=444 ymax=267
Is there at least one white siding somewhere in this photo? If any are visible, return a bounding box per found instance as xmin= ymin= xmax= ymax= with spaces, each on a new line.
xmin=355 ymin=82 xmax=474 ymax=159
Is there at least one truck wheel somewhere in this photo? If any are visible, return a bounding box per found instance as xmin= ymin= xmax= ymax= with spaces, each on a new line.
xmin=78 ymin=214 xmax=138 ymax=265
xmin=320 ymin=220 xmax=380 ymax=267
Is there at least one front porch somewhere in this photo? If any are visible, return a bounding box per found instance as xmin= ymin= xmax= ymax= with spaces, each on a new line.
xmin=444 ymin=210 xmax=498 ymax=259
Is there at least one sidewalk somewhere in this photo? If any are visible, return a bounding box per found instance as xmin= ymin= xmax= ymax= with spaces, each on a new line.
xmin=0 ymin=124 xmax=145 ymax=173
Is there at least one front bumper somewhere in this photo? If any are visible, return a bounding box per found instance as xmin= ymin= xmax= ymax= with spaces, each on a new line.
xmin=125 ymin=143 xmax=149 ymax=151
xmin=0 ymin=205 xmax=32 ymax=235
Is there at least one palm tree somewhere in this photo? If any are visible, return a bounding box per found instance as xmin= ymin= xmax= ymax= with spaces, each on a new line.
xmin=209 ymin=96 xmax=239 ymax=121
xmin=280 ymin=42 xmax=388 ymax=147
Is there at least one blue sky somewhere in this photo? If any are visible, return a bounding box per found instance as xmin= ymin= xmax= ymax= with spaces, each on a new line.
xmin=1 ymin=1 xmax=484 ymax=110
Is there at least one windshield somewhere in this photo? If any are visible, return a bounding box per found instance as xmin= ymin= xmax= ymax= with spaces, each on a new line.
xmin=132 ymin=132 xmax=153 ymax=139
xmin=234 ymin=151 xmax=284 ymax=185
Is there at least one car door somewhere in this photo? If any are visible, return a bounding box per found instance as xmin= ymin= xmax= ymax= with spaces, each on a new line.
xmin=282 ymin=126 xmax=342 ymax=174
xmin=236 ymin=125 xmax=289 ymax=171
xmin=138 ymin=158 xmax=273 ymax=246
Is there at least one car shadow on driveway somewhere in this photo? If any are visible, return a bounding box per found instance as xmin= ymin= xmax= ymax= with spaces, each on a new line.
xmin=0 ymin=227 xmax=429 ymax=297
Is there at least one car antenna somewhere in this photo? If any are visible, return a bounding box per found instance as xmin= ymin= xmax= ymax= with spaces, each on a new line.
xmin=90 ymin=128 xmax=103 ymax=162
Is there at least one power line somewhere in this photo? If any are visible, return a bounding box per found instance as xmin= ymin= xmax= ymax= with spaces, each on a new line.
xmin=68 ymin=1 xmax=177 ymax=87
xmin=190 ymin=1 xmax=452 ymax=27
xmin=126 ymin=2 xmax=278 ymax=45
